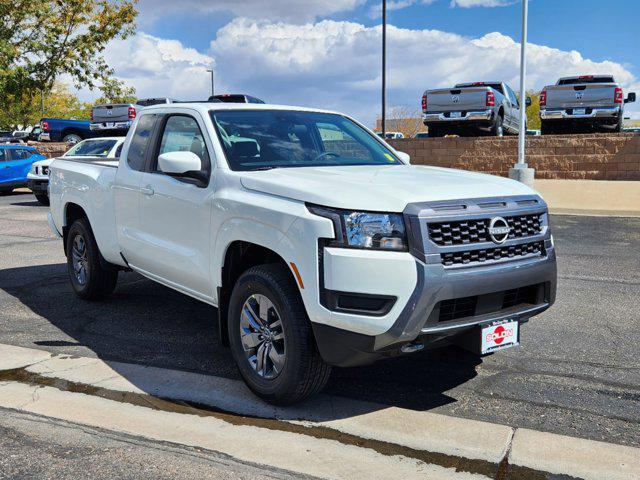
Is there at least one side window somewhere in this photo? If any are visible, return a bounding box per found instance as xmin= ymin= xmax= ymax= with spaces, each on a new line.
xmin=127 ymin=114 xmax=156 ymax=171
xmin=157 ymin=115 xmax=210 ymax=172
xmin=317 ymin=123 xmax=373 ymax=161
xmin=0 ymin=149 xmax=7 ymax=162
xmin=11 ymin=149 xmax=30 ymax=160
xmin=507 ymin=87 xmax=519 ymax=107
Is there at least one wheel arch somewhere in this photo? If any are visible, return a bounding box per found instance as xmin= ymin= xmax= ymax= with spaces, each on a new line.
xmin=217 ymin=240 xmax=297 ymax=347
xmin=62 ymin=202 xmax=89 ymax=254
xmin=61 ymin=128 xmax=85 ymax=141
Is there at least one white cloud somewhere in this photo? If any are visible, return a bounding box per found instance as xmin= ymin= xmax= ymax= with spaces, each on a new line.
xmin=85 ymin=32 xmax=215 ymax=101
xmin=368 ymin=0 xmax=437 ymax=19
xmin=208 ymin=18 xmax=639 ymax=124
xmin=450 ymin=0 xmax=516 ymax=7
xmin=137 ymin=0 xmax=366 ymax=23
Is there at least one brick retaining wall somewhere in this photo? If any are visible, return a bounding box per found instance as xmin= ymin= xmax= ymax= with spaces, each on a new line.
xmin=27 ymin=134 xmax=640 ymax=181
xmin=389 ymin=133 xmax=640 ymax=180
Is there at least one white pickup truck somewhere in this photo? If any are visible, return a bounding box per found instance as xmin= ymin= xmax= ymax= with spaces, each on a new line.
xmin=49 ymin=103 xmax=557 ymax=405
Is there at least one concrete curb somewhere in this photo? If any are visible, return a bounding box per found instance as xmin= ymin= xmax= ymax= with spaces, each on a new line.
xmin=1 ymin=344 xmax=639 ymax=479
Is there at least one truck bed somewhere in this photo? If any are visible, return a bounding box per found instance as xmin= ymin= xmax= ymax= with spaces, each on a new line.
xmin=48 ymin=157 xmax=122 ymax=266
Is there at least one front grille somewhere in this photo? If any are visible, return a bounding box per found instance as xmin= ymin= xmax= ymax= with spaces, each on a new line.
xmin=428 ymin=214 xmax=542 ymax=246
xmin=436 ymin=283 xmax=544 ymax=323
xmin=441 ymin=241 xmax=545 ymax=267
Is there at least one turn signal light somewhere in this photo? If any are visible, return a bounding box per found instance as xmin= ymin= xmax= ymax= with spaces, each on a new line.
xmin=128 ymin=106 xmax=137 ymax=119
xmin=486 ymin=91 xmax=495 ymax=107
xmin=539 ymin=90 xmax=547 ymax=107
xmin=421 ymin=93 xmax=427 ymax=112
xmin=614 ymin=87 xmax=623 ymax=104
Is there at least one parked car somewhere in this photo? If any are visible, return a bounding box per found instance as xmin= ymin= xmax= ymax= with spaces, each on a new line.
xmin=27 ymin=137 xmax=125 ymax=205
xmin=1 ymin=131 xmax=22 ymax=143
xmin=49 ymin=102 xmax=557 ymax=405
xmin=540 ymin=75 xmax=636 ymax=134
xmin=376 ymin=131 xmax=404 ymax=139
xmin=39 ymin=118 xmax=95 ymax=143
xmin=0 ymin=145 xmax=45 ymax=194
xmin=422 ymin=81 xmax=530 ymax=137
xmin=413 ymin=132 xmax=429 ymax=138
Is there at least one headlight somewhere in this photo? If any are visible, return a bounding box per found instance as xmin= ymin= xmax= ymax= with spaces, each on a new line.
xmin=308 ymin=205 xmax=408 ymax=251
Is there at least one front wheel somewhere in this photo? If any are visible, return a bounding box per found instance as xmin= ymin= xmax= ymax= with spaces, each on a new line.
xmin=34 ymin=193 xmax=49 ymax=206
xmin=228 ymin=264 xmax=331 ymax=405
xmin=66 ymin=218 xmax=118 ymax=300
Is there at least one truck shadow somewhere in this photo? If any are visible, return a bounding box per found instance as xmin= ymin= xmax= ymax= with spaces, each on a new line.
xmin=1 ymin=263 xmax=480 ymax=419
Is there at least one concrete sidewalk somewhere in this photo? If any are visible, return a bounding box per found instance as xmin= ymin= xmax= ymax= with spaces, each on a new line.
xmin=534 ymin=180 xmax=640 ymax=217
xmin=1 ymin=344 xmax=639 ymax=480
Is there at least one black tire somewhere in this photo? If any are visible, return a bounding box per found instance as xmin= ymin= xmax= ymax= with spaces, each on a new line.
xmin=614 ymin=114 xmax=623 ymax=133
xmin=541 ymin=121 xmax=553 ymax=135
xmin=228 ymin=264 xmax=331 ymax=405
xmin=66 ymin=218 xmax=118 ymax=300
xmin=34 ymin=193 xmax=49 ymax=206
xmin=490 ymin=115 xmax=504 ymax=137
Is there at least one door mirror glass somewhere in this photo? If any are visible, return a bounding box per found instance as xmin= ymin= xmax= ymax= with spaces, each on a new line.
xmin=625 ymin=92 xmax=636 ymax=104
xmin=158 ymin=151 xmax=202 ymax=175
xmin=525 ymin=96 xmax=532 ymax=107
xmin=396 ymin=151 xmax=411 ymax=164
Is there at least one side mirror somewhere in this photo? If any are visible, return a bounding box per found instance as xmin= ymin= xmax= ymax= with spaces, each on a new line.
xmin=525 ymin=96 xmax=532 ymax=107
xmin=158 ymin=151 xmax=207 ymax=185
xmin=625 ymin=92 xmax=636 ymax=104
xmin=396 ymin=151 xmax=411 ymax=164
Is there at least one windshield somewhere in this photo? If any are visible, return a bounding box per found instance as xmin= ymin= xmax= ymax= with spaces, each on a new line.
xmin=65 ymin=139 xmax=118 ymax=157
xmin=210 ymin=110 xmax=402 ymax=171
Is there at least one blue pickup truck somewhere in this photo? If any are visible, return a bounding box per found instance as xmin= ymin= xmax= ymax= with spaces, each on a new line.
xmin=39 ymin=118 xmax=98 ymax=143
xmin=0 ymin=145 xmax=46 ymax=193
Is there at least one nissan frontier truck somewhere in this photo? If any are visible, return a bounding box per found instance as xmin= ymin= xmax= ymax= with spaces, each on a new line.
xmin=48 ymin=102 xmax=557 ymax=405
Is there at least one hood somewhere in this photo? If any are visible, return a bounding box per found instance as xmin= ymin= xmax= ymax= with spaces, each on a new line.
xmin=239 ymin=164 xmax=537 ymax=212
xmin=32 ymin=157 xmax=54 ymax=167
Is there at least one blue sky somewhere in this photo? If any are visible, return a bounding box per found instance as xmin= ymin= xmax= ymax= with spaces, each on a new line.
xmin=96 ymin=0 xmax=640 ymax=123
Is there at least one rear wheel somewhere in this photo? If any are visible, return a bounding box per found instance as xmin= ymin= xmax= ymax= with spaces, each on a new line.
xmin=614 ymin=114 xmax=624 ymax=133
xmin=66 ymin=218 xmax=118 ymax=300
xmin=541 ymin=121 xmax=554 ymax=135
xmin=34 ymin=193 xmax=49 ymax=206
xmin=490 ymin=115 xmax=504 ymax=137
xmin=228 ymin=264 xmax=331 ymax=405
xmin=427 ymin=125 xmax=444 ymax=137
xmin=62 ymin=133 xmax=82 ymax=144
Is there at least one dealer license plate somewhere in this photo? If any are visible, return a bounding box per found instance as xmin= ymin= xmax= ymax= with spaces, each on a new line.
xmin=480 ymin=320 xmax=519 ymax=354
xmin=450 ymin=111 xmax=462 ymax=118
xmin=573 ymin=108 xmax=586 ymax=115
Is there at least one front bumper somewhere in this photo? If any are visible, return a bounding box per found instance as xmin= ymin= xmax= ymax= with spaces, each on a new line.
xmin=312 ymin=195 xmax=557 ymax=367
xmin=28 ymin=179 xmax=48 ymax=194
xmin=423 ymin=109 xmax=493 ymax=124
xmin=540 ymin=106 xmax=620 ymax=120
xmin=90 ymin=121 xmax=132 ymax=131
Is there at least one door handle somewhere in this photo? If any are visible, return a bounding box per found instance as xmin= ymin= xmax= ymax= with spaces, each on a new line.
xmin=140 ymin=185 xmax=154 ymax=196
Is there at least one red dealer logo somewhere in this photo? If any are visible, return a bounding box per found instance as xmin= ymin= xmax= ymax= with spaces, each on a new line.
xmin=486 ymin=325 xmax=514 ymax=344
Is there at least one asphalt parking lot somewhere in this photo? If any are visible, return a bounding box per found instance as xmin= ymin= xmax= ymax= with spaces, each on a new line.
xmin=1 ymin=191 xmax=639 ymax=449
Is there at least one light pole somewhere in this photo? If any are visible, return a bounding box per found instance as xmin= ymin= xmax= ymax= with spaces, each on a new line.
xmin=381 ymin=0 xmax=386 ymax=137
xmin=509 ymin=0 xmax=535 ymax=187
xmin=206 ymin=69 xmax=215 ymax=97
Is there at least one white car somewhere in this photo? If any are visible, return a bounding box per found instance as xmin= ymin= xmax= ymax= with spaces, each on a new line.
xmin=48 ymin=103 xmax=557 ymax=404
xmin=27 ymin=137 xmax=125 ymax=205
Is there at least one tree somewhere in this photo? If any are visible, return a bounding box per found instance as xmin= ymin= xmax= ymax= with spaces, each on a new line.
xmin=94 ymin=77 xmax=137 ymax=105
xmin=525 ymin=91 xmax=541 ymax=130
xmin=0 ymin=0 xmax=137 ymax=124
xmin=0 ymin=83 xmax=92 ymax=129
xmin=375 ymin=105 xmax=424 ymax=138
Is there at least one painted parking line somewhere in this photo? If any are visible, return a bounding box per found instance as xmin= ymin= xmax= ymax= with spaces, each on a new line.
xmin=1 ymin=343 xmax=639 ymax=480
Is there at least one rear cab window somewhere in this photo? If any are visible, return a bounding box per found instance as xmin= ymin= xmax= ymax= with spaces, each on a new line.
xmin=127 ymin=114 xmax=157 ymax=171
